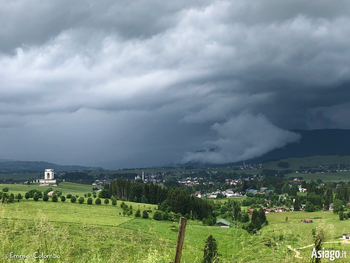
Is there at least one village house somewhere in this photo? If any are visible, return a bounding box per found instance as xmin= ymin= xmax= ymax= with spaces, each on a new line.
xmin=301 ymin=219 xmax=313 ymax=223
xmin=216 ymin=219 xmax=230 ymax=228
xmin=247 ymin=209 xmax=255 ymax=215
xmin=275 ymin=206 xmax=287 ymax=212
xmin=343 ymin=233 xmax=350 ymax=240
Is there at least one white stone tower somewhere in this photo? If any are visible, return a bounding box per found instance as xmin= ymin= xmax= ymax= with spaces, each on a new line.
xmin=45 ymin=169 xmax=54 ymax=180
xmin=142 ymin=171 xmax=145 ymax=182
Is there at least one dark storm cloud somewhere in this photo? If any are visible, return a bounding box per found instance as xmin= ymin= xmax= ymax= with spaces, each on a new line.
xmin=0 ymin=0 xmax=350 ymax=167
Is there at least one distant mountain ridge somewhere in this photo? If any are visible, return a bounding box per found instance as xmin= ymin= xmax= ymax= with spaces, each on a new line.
xmin=0 ymin=160 xmax=103 ymax=173
xmin=182 ymin=129 xmax=350 ymax=167
xmin=254 ymin=129 xmax=350 ymax=163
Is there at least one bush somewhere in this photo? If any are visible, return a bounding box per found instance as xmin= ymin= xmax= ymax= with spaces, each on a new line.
xmin=43 ymin=195 xmax=49 ymax=202
xmin=70 ymin=196 xmax=77 ymax=203
xmin=87 ymin=197 xmax=93 ymax=204
xmin=52 ymin=195 xmax=58 ymax=202
xmin=67 ymin=194 xmax=72 ymax=199
xmin=162 ymin=212 xmax=168 ymax=221
xmin=61 ymin=196 xmax=66 ymax=202
xmin=17 ymin=193 xmax=23 ymax=200
xmin=142 ymin=210 xmax=149 ymax=219
xmin=112 ymin=199 xmax=117 ymax=206
xmin=78 ymin=197 xmax=84 ymax=204
xmin=95 ymin=198 xmax=101 ymax=205
xmin=33 ymin=193 xmax=39 ymax=201
xmin=104 ymin=198 xmax=109 ymax=205
xmin=203 ymin=235 xmax=218 ymax=263
xmin=153 ymin=211 xmax=162 ymax=220
xmin=25 ymin=192 xmax=30 ymax=200
xmin=135 ymin=209 xmax=141 ymax=217
xmin=2 ymin=187 xmax=9 ymax=192
xmin=87 ymin=193 xmax=91 ymax=197
xmin=8 ymin=196 xmax=14 ymax=203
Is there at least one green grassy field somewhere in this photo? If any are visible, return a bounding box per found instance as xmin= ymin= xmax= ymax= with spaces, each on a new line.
xmin=2 ymin=182 xmax=350 ymax=262
xmin=0 ymin=182 xmax=96 ymax=196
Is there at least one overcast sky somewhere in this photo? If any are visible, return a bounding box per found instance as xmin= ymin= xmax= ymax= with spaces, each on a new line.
xmin=1 ymin=0 xmax=350 ymax=169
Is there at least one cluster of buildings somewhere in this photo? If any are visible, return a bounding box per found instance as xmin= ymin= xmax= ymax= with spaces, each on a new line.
xmin=195 ymin=189 xmax=243 ymax=199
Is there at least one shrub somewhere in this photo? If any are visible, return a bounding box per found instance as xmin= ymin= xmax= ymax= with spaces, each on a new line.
xmin=70 ymin=196 xmax=77 ymax=203
xmin=43 ymin=195 xmax=49 ymax=202
xmin=95 ymin=198 xmax=101 ymax=205
xmin=135 ymin=209 xmax=141 ymax=217
xmin=121 ymin=197 xmax=127 ymax=201
xmin=61 ymin=196 xmax=66 ymax=202
xmin=2 ymin=187 xmax=9 ymax=192
xmin=203 ymin=235 xmax=218 ymax=263
xmin=142 ymin=210 xmax=149 ymax=219
xmin=25 ymin=192 xmax=30 ymax=200
xmin=33 ymin=193 xmax=39 ymax=201
xmin=87 ymin=197 xmax=93 ymax=205
xmin=67 ymin=194 xmax=72 ymax=199
xmin=52 ymin=195 xmax=58 ymax=202
xmin=8 ymin=196 xmax=14 ymax=203
xmin=17 ymin=193 xmax=23 ymax=200
xmin=153 ymin=211 xmax=162 ymax=220
xmin=104 ymin=199 xmax=109 ymax=205
xmin=78 ymin=197 xmax=85 ymax=204
xmin=87 ymin=193 xmax=91 ymax=197
xmin=112 ymin=199 xmax=117 ymax=206
xmin=162 ymin=212 xmax=168 ymax=221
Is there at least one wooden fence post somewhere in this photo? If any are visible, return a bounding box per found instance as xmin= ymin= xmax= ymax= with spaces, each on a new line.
xmin=174 ymin=217 xmax=187 ymax=263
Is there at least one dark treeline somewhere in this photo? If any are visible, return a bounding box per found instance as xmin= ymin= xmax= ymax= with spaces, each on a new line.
xmin=109 ymin=178 xmax=213 ymax=220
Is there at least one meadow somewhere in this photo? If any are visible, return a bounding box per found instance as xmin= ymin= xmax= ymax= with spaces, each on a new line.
xmin=1 ymin=183 xmax=350 ymax=262
xmin=0 ymin=182 xmax=95 ymax=196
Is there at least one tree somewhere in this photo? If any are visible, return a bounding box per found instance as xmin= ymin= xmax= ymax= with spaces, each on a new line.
xmin=153 ymin=211 xmax=162 ymax=220
xmin=2 ymin=187 xmax=9 ymax=192
xmin=95 ymin=198 xmax=101 ymax=205
xmin=33 ymin=193 xmax=39 ymax=201
xmin=339 ymin=211 xmax=344 ymax=221
xmin=17 ymin=193 xmax=23 ymax=201
xmin=141 ymin=195 xmax=148 ymax=203
xmin=135 ymin=209 xmax=141 ymax=217
xmin=142 ymin=210 xmax=149 ymax=218
xmin=112 ymin=199 xmax=117 ymax=206
xmin=258 ymin=208 xmax=266 ymax=225
xmin=87 ymin=197 xmax=93 ymax=204
xmin=42 ymin=194 xmax=48 ymax=201
xmin=25 ymin=192 xmax=30 ymax=200
xmin=203 ymin=235 xmax=218 ymax=263
xmin=333 ymin=199 xmax=343 ymax=214
xmin=78 ymin=197 xmax=85 ymax=204
xmin=52 ymin=195 xmax=58 ymax=202
xmin=104 ymin=198 xmax=109 ymax=205
xmin=70 ymin=196 xmax=77 ymax=203
xmin=313 ymin=227 xmax=324 ymax=263
xmin=61 ymin=196 xmax=66 ymax=202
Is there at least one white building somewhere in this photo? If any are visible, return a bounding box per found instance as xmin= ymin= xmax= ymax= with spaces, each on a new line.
xmin=39 ymin=169 xmax=57 ymax=185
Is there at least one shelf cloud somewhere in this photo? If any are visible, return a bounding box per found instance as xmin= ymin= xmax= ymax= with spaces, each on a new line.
xmin=0 ymin=0 xmax=350 ymax=168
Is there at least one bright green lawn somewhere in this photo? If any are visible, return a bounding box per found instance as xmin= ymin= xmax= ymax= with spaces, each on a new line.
xmin=0 ymin=182 xmax=96 ymax=196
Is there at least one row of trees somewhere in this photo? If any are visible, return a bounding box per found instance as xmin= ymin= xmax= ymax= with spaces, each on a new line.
xmin=110 ymin=178 xmax=214 ymax=220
